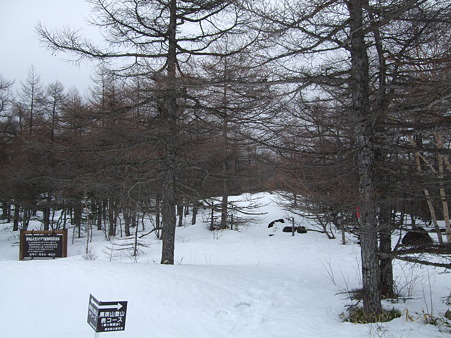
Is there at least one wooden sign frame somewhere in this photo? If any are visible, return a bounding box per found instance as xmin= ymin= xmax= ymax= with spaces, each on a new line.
xmin=19 ymin=230 xmax=68 ymax=260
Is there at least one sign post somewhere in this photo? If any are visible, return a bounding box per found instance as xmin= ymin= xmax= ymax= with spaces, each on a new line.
xmin=19 ymin=230 xmax=68 ymax=260
xmin=88 ymin=294 xmax=128 ymax=334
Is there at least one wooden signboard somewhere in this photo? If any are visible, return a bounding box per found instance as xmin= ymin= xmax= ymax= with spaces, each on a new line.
xmin=19 ymin=230 xmax=68 ymax=260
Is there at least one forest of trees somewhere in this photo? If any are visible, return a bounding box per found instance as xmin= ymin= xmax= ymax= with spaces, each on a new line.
xmin=0 ymin=0 xmax=450 ymax=319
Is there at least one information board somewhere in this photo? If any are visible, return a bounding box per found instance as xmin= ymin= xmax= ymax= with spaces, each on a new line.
xmin=19 ymin=230 xmax=68 ymax=260
xmin=88 ymin=294 xmax=128 ymax=333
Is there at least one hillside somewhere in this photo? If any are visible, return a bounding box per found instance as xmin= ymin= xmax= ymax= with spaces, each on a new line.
xmin=0 ymin=192 xmax=449 ymax=338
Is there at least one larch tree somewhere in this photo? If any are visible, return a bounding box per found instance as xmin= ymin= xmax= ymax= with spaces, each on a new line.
xmin=41 ymin=80 xmax=65 ymax=230
xmin=244 ymin=0 xmax=449 ymax=316
xmin=37 ymin=0 xmax=254 ymax=264
xmin=18 ymin=66 xmax=45 ymax=135
xmin=191 ymin=43 xmax=276 ymax=229
xmin=0 ymin=75 xmax=14 ymax=222
xmin=0 ymin=75 xmax=13 ymax=116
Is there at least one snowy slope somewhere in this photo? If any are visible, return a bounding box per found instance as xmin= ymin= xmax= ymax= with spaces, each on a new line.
xmin=0 ymin=192 xmax=449 ymax=338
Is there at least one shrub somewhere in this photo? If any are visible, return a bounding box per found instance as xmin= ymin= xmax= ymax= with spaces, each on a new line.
xmin=344 ymin=307 xmax=401 ymax=324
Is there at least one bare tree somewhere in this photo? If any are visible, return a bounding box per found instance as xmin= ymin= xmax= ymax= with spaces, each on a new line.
xmin=244 ymin=0 xmax=451 ymax=316
xmin=0 ymin=75 xmax=13 ymax=116
xmin=37 ymin=0 xmax=253 ymax=264
xmin=18 ymin=66 xmax=44 ymax=135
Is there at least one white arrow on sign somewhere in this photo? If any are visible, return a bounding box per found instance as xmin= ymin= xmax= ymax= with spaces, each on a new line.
xmin=90 ymin=297 xmax=124 ymax=310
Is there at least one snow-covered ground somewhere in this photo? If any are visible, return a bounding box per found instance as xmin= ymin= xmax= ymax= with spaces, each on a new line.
xmin=0 ymin=192 xmax=449 ymax=338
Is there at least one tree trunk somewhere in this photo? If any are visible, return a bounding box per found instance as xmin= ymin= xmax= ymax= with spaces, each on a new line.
xmin=177 ymin=204 xmax=184 ymax=227
xmin=348 ymin=0 xmax=382 ymax=315
xmin=379 ymin=208 xmax=394 ymax=298
xmin=161 ymin=147 xmax=176 ymax=263
xmin=23 ymin=208 xmax=31 ymax=230
xmin=6 ymin=203 xmax=11 ymax=223
xmin=132 ymin=210 xmax=137 ymax=229
xmin=160 ymin=0 xmax=178 ymax=265
xmin=191 ymin=203 xmax=198 ymax=225
xmin=102 ymin=199 xmax=108 ymax=229
xmin=124 ymin=206 xmax=131 ymax=237
xmin=435 ymin=132 xmax=451 ymax=243
xmin=108 ymin=201 xmax=117 ymax=238
xmin=220 ymin=194 xmax=228 ymax=229
xmin=96 ymin=203 xmax=103 ymax=231
xmin=220 ymin=61 xmax=229 ymax=230
xmin=2 ymin=202 xmax=10 ymax=220
xmin=209 ymin=203 xmax=216 ymax=231
xmin=409 ymin=136 xmax=444 ymax=244
xmin=13 ymin=204 xmax=20 ymax=231
xmin=74 ymin=205 xmax=82 ymax=238
xmin=371 ymin=11 xmax=394 ymax=298
xmin=155 ymin=194 xmax=161 ymax=238
xmin=43 ymin=206 xmax=50 ymax=231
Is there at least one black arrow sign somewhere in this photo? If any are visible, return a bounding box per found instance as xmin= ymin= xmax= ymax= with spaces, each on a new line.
xmin=88 ymin=294 xmax=128 ymax=333
xmin=90 ymin=296 xmax=126 ymax=310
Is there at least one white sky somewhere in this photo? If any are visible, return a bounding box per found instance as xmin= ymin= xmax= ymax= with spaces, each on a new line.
xmin=0 ymin=0 xmax=97 ymax=95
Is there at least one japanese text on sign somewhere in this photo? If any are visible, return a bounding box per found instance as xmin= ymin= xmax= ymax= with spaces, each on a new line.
xmin=19 ymin=230 xmax=67 ymax=260
xmin=87 ymin=294 xmax=128 ymax=333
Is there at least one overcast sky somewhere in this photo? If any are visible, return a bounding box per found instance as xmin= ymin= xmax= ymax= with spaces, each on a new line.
xmin=0 ymin=0 xmax=97 ymax=95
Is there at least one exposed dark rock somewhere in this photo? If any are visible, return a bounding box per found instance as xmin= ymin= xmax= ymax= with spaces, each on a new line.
xmin=268 ymin=219 xmax=285 ymax=228
xmin=402 ymin=227 xmax=433 ymax=246
xmin=282 ymin=226 xmax=307 ymax=234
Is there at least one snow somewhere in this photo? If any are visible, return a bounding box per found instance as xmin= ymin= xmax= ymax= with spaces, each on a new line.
xmin=0 ymin=192 xmax=449 ymax=338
